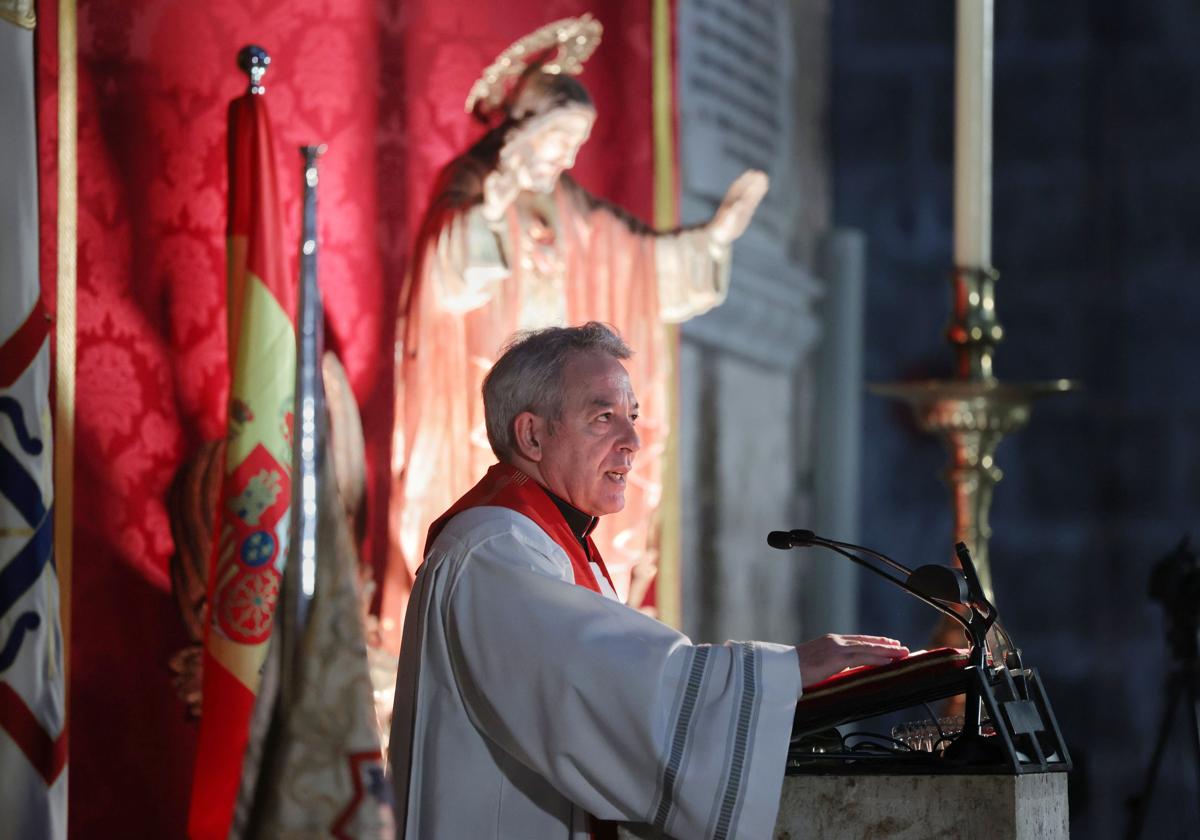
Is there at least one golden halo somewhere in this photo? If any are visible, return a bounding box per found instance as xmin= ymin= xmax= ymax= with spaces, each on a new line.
xmin=465 ymin=14 xmax=604 ymax=116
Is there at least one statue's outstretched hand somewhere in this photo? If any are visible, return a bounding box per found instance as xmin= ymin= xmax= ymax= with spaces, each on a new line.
xmin=709 ymin=169 xmax=769 ymax=247
xmin=796 ymin=634 xmax=909 ymax=689
xmin=483 ymin=167 xmax=522 ymax=223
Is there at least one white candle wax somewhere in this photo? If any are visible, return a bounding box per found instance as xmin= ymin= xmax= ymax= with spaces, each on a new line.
xmin=954 ymin=0 xmax=994 ymax=269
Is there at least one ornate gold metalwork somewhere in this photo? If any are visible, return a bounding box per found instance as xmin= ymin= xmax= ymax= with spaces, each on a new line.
xmin=946 ymin=265 xmax=1002 ymax=381
xmin=871 ymin=378 xmax=1072 ymax=602
xmin=873 ymin=263 xmax=1076 ymax=606
xmin=465 ymin=14 xmax=603 ymax=115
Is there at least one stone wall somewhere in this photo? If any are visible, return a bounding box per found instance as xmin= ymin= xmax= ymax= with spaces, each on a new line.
xmin=833 ymin=2 xmax=1200 ymax=837
xmin=676 ymin=0 xmax=834 ymax=645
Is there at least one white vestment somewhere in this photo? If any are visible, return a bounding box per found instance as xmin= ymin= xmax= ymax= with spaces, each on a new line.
xmin=388 ymin=506 xmax=802 ymax=839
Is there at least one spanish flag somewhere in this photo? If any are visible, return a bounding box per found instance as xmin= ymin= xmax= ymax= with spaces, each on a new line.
xmin=188 ymin=82 xmax=295 ymax=840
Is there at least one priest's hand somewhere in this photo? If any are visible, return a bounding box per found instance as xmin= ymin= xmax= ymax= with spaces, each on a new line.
xmin=796 ymin=634 xmax=909 ymax=689
xmin=708 ymin=169 xmax=769 ymax=247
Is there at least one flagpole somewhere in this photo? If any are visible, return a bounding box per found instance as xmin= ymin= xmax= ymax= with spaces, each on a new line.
xmin=54 ymin=0 xmax=78 ymax=721
xmin=278 ymin=143 xmax=327 ymax=711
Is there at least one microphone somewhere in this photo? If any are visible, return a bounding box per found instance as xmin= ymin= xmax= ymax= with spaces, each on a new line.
xmin=766 ymin=527 xmax=997 ymax=660
xmin=767 ymin=529 xmax=816 ymax=550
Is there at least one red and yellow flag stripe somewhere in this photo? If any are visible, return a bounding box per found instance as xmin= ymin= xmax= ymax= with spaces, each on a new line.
xmin=188 ymin=90 xmax=295 ymax=840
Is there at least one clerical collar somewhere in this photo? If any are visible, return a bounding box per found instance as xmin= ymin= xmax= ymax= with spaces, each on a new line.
xmin=541 ymin=487 xmax=599 ymax=544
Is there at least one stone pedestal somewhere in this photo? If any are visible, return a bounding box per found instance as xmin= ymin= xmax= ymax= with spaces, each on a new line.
xmin=618 ymin=772 xmax=1068 ymax=839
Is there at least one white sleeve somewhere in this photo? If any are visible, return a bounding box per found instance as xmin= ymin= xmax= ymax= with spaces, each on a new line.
xmin=567 ymin=178 xmax=732 ymax=325
xmin=440 ymin=517 xmax=801 ymax=840
xmin=654 ymin=228 xmax=732 ymax=323
xmin=428 ymin=205 xmax=509 ymax=314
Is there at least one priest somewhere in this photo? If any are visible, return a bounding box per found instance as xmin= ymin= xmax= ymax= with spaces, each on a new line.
xmin=388 ymin=322 xmax=909 ymax=839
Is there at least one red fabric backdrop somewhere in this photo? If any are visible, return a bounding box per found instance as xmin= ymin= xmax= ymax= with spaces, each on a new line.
xmin=35 ymin=1 xmax=657 ymax=836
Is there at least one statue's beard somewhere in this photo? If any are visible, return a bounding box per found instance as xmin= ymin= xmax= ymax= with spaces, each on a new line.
xmin=517 ymin=163 xmax=564 ymax=195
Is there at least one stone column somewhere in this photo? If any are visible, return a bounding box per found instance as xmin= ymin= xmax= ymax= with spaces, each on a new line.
xmin=675 ymin=0 xmax=832 ymax=643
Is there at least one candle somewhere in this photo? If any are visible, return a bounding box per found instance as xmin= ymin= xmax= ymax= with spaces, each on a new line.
xmin=953 ymin=0 xmax=993 ymax=269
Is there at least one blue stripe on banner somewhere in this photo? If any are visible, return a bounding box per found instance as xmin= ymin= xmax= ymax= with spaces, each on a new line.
xmin=0 ymin=440 xmax=47 ymax=527
xmin=0 ymin=396 xmax=44 ymax=455
xmin=0 ymin=611 xmax=41 ymax=673
xmin=0 ymin=506 xmax=53 ymax=618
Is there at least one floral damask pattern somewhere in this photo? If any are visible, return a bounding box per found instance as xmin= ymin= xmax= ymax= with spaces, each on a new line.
xmin=38 ymin=1 xmax=655 ymax=836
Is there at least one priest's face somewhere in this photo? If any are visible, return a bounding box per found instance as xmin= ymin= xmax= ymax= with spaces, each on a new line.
xmin=538 ymin=351 xmax=640 ymax=517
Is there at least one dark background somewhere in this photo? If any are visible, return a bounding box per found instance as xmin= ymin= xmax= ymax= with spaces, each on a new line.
xmin=832 ymin=2 xmax=1200 ymax=837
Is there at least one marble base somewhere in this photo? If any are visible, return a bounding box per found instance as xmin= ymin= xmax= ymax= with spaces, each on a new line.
xmin=618 ymin=772 xmax=1068 ymax=839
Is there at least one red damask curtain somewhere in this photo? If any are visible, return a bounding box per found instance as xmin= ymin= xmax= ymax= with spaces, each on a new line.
xmin=35 ymin=1 xmax=659 ymax=836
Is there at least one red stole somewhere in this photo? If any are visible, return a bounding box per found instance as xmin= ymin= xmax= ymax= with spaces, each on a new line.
xmin=425 ymin=462 xmax=617 ymax=595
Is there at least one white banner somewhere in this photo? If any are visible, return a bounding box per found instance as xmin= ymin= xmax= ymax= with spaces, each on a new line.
xmin=0 ymin=20 xmax=68 ymax=840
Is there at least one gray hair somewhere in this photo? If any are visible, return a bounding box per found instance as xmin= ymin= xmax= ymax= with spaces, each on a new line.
xmin=483 ymin=322 xmax=632 ymax=461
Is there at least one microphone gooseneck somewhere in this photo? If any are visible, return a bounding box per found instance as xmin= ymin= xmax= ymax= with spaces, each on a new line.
xmin=775 ymin=528 xmax=1065 ymax=773
xmin=767 ymin=527 xmax=996 ymax=661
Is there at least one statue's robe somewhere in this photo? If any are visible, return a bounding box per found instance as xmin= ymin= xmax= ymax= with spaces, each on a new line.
xmin=385 ymin=149 xmax=731 ymax=649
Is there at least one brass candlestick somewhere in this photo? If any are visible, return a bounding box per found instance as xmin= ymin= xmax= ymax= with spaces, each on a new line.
xmin=871 ymin=266 xmax=1074 ymax=608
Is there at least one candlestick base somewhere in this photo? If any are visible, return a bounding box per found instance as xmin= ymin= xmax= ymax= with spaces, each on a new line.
xmin=869 ymin=378 xmax=1076 ymax=602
